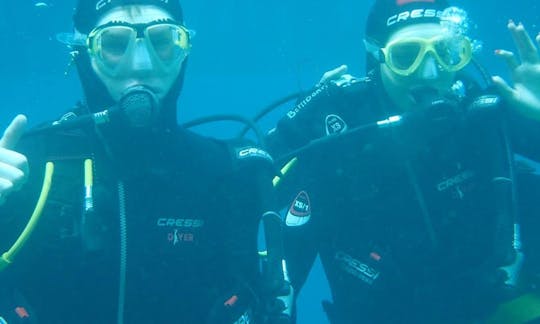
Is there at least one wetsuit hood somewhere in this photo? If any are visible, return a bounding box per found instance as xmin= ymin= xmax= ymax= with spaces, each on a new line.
xmin=364 ymin=0 xmax=450 ymax=75
xmin=72 ymin=0 xmax=187 ymax=129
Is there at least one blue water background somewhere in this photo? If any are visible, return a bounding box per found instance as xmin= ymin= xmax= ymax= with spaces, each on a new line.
xmin=0 ymin=1 xmax=538 ymax=323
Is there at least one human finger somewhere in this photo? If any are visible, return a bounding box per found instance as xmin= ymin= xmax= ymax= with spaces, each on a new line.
xmin=509 ymin=21 xmax=539 ymax=64
xmin=0 ymin=147 xmax=28 ymax=177
xmin=495 ymin=49 xmax=520 ymax=71
xmin=492 ymin=75 xmax=516 ymax=102
xmin=318 ymin=65 xmax=348 ymax=85
xmin=0 ymin=115 xmax=27 ymax=150
xmin=0 ymin=161 xmax=25 ymax=190
xmin=0 ymin=177 xmax=14 ymax=205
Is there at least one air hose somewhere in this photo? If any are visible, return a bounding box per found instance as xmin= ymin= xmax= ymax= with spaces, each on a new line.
xmin=182 ymin=114 xmax=265 ymax=146
xmin=0 ymin=162 xmax=54 ymax=271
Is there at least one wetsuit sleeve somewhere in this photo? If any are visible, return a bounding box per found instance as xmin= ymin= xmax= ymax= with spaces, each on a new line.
xmin=466 ymin=89 xmax=540 ymax=165
xmin=264 ymin=84 xmax=352 ymax=323
xmin=284 ymin=219 xmax=319 ymax=292
xmin=515 ymin=166 xmax=540 ymax=276
xmin=208 ymin=143 xmax=278 ymax=322
xmin=506 ymin=106 xmax=540 ymax=161
xmin=265 ymin=83 xmax=340 ymax=161
xmin=223 ymin=169 xmax=264 ymax=275
xmin=265 ymin=82 xmax=344 ymax=209
xmin=464 ymin=83 xmax=540 ymax=161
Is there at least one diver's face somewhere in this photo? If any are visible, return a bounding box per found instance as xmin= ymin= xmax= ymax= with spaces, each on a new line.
xmin=380 ymin=24 xmax=457 ymax=112
xmin=90 ymin=5 xmax=185 ymax=102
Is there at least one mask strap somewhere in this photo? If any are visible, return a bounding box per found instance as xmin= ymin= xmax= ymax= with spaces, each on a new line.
xmin=363 ymin=38 xmax=385 ymax=63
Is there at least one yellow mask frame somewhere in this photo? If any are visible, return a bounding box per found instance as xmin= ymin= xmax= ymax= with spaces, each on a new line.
xmin=381 ymin=34 xmax=472 ymax=76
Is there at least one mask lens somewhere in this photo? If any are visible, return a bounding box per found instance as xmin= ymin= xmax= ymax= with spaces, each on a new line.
xmin=387 ymin=41 xmax=423 ymax=71
xmin=434 ymin=36 xmax=471 ymax=70
xmin=383 ymin=35 xmax=472 ymax=75
xmin=146 ymin=24 xmax=190 ymax=64
xmin=92 ymin=26 xmax=135 ymax=68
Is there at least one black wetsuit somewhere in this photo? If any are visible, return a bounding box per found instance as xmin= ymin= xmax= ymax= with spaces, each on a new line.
xmin=0 ymin=108 xmax=274 ymax=324
xmin=266 ymin=75 xmax=540 ymax=323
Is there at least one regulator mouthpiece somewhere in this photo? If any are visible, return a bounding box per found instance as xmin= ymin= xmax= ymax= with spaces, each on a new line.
xmin=118 ymin=86 xmax=159 ymax=128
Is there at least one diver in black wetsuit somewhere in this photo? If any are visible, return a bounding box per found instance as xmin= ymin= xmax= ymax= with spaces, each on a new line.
xmin=265 ymin=0 xmax=540 ymax=323
xmin=0 ymin=1 xmax=288 ymax=323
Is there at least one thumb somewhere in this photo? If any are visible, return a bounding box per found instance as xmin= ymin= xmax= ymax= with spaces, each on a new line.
xmin=329 ymin=64 xmax=348 ymax=76
xmin=0 ymin=114 xmax=28 ymax=150
xmin=492 ymin=76 xmax=516 ymax=103
xmin=319 ymin=65 xmax=349 ymax=85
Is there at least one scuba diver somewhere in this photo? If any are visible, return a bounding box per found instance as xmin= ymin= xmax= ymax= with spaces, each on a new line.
xmin=265 ymin=0 xmax=540 ymax=323
xmin=0 ymin=0 xmax=291 ymax=323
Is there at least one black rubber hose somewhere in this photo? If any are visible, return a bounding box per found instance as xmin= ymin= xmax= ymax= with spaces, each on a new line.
xmin=238 ymin=92 xmax=303 ymax=138
xmin=182 ymin=114 xmax=265 ymax=146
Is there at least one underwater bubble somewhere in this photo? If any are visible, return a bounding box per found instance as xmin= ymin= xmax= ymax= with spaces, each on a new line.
xmin=34 ymin=2 xmax=50 ymax=8
xmin=440 ymin=6 xmax=470 ymax=36
xmin=56 ymin=32 xmax=86 ymax=47
xmin=451 ymin=80 xmax=466 ymax=99
xmin=471 ymin=39 xmax=483 ymax=54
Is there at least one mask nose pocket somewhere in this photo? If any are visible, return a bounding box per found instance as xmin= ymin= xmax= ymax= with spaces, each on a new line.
xmin=131 ymin=40 xmax=154 ymax=71
xmin=418 ymin=55 xmax=439 ymax=79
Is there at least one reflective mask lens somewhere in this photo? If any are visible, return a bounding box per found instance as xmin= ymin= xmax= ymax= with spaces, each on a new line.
xmin=88 ymin=20 xmax=191 ymax=73
xmin=94 ymin=26 xmax=135 ymax=69
xmin=381 ymin=35 xmax=472 ymax=76
xmin=146 ymin=23 xmax=189 ymax=63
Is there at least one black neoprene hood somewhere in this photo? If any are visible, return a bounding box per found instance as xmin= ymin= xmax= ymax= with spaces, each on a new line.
xmin=73 ymin=0 xmax=184 ymax=33
xmin=365 ymin=0 xmax=450 ymax=46
xmin=71 ymin=0 xmax=187 ymax=125
xmin=364 ymin=0 xmax=450 ymax=74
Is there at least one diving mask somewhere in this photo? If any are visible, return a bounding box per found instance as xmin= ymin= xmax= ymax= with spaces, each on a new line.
xmin=87 ymin=19 xmax=192 ymax=77
xmin=380 ymin=34 xmax=472 ymax=76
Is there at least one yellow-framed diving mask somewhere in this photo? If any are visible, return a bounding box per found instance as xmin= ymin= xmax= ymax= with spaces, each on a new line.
xmin=86 ymin=19 xmax=192 ymax=77
xmin=379 ymin=34 xmax=472 ymax=76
